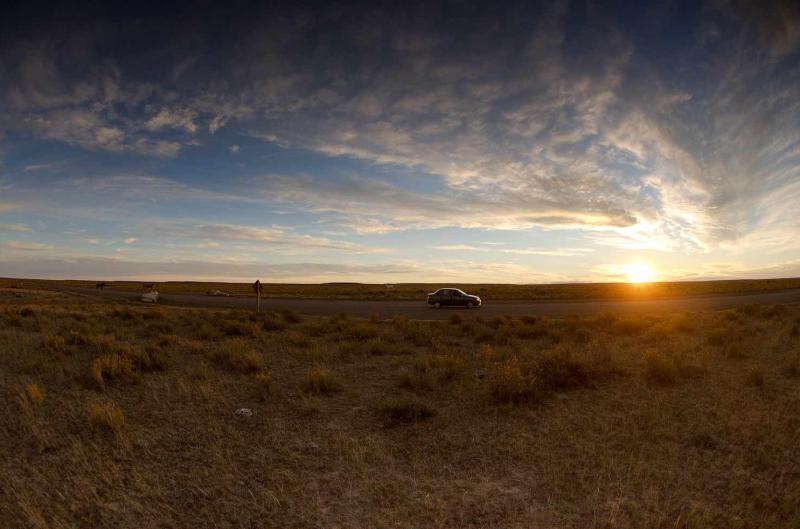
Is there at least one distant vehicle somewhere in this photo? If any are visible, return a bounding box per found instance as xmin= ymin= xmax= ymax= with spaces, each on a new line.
xmin=207 ymin=289 xmax=230 ymax=297
xmin=427 ymin=288 xmax=481 ymax=308
xmin=141 ymin=290 xmax=159 ymax=303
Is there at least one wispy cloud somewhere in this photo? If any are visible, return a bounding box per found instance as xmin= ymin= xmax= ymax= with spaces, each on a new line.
xmin=0 ymin=223 xmax=32 ymax=232
xmin=3 ymin=241 xmax=53 ymax=251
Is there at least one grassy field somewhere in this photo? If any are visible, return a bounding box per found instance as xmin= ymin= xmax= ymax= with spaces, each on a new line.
xmin=2 ymin=287 xmax=800 ymax=528
xmin=2 ymin=276 xmax=800 ymax=301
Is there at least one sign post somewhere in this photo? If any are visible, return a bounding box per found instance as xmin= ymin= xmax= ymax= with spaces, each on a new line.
xmin=252 ymin=280 xmax=262 ymax=313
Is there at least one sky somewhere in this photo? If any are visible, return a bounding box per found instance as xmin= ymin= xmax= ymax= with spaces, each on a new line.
xmin=1 ymin=0 xmax=799 ymax=283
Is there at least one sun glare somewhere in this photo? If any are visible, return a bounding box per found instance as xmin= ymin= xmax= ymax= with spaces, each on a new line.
xmin=625 ymin=262 xmax=655 ymax=283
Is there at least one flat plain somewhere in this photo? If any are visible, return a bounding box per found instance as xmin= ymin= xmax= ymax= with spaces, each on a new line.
xmin=2 ymin=287 xmax=800 ymax=528
xmin=3 ymin=276 xmax=800 ymax=301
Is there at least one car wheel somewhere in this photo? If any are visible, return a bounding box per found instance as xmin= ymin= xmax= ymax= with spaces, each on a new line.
xmin=434 ymin=302 xmax=441 ymax=309
xmin=467 ymin=301 xmax=474 ymax=309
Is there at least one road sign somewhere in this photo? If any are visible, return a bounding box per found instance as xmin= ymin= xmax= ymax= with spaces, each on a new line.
xmin=253 ymin=280 xmax=262 ymax=312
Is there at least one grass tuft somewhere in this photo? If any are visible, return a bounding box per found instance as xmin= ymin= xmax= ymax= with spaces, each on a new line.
xmin=91 ymin=354 xmax=136 ymax=388
xmin=19 ymin=383 xmax=44 ymax=410
xmin=88 ymin=401 xmax=126 ymax=443
xmin=253 ymin=371 xmax=273 ymax=400
xmin=302 ymin=366 xmax=341 ymax=394
xmin=42 ymin=335 xmax=67 ymax=355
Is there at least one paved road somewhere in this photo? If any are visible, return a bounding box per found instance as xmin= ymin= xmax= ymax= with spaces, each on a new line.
xmin=58 ymin=286 xmax=800 ymax=319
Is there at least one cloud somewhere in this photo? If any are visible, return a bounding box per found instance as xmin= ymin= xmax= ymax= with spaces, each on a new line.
xmin=0 ymin=254 xmax=569 ymax=282
xmin=145 ymin=108 xmax=198 ymax=134
xmin=147 ymin=222 xmax=388 ymax=254
xmin=0 ymin=1 xmax=798 ymax=273
xmin=0 ymin=223 xmax=32 ymax=232
xmin=3 ymin=241 xmax=53 ymax=251
xmin=124 ymin=237 xmax=137 ymax=244
xmin=500 ymin=248 xmax=593 ymax=257
xmin=256 ymin=174 xmax=637 ymax=233
xmin=431 ymin=245 xmax=486 ymax=252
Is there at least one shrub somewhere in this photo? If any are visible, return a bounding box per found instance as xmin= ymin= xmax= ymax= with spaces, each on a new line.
xmin=381 ymin=398 xmax=436 ymax=425
xmin=223 ymin=321 xmax=261 ymax=337
xmin=283 ymin=331 xmax=312 ymax=349
xmin=736 ymin=304 xmax=760 ymax=317
xmin=278 ymin=309 xmax=302 ymax=324
xmin=19 ymin=306 xmax=37 ymax=318
xmin=143 ymin=321 xmax=174 ymax=337
xmin=595 ymin=313 xmax=617 ymax=327
xmin=91 ymin=335 xmax=132 ymax=357
xmin=671 ymin=314 xmax=696 ymax=333
xmin=130 ymin=346 xmax=168 ymax=372
xmin=398 ymin=359 xmax=435 ymax=391
xmin=262 ymin=313 xmax=288 ymax=331
xmin=488 ymin=316 xmax=505 ymax=329
xmin=65 ymin=330 xmax=92 ymax=346
xmin=142 ymin=307 xmax=169 ymax=320
xmin=431 ymin=354 xmax=466 ymax=384
xmin=473 ymin=329 xmax=495 ymax=344
xmin=536 ymin=348 xmax=590 ymax=390
xmin=4 ymin=313 xmax=23 ymax=327
xmin=196 ymin=324 xmax=223 ymax=341
xmin=158 ymin=334 xmax=179 ymax=347
xmin=721 ymin=341 xmax=748 ymax=359
xmin=302 ymin=366 xmax=341 ymax=394
xmin=514 ymin=322 xmax=549 ymax=341
xmin=614 ymin=318 xmax=650 ymax=336
xmin=108 ymin=307 xmax=139 ymax=321
xmin=340 ymin=322 xmax=378 ymax=341
xmin=88 ymin=401 xmax=125 ymax=442
xmin=211 ymin=344 xmax=263 ymax=373
xmin=448 ymin=313 xmax=463 ymax=325
xmin=762 ymin=304 xmax=788 ymax=319
xmin=475 ymin=343 xmax=494 ymax=363
xmin=488 ymin=357 xmax=542 ymax=404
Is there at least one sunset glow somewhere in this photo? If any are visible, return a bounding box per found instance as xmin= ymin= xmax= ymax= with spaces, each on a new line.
xmin=625 ymin=263 xmax=655 ymax=284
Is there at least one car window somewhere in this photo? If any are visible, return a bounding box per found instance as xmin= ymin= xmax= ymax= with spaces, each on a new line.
xmin=453 ymin=290 xmax=462 ymax=297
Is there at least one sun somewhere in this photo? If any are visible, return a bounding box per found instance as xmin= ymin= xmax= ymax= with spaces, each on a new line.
xmin=625 ymin=262 xmax=655 ymax=283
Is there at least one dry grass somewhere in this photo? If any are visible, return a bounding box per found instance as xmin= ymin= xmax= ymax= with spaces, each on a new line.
xmin=2 ymin=287 xmax=800 ymax=528
xmin=88 ymin=401 xmax=126 ymax=443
